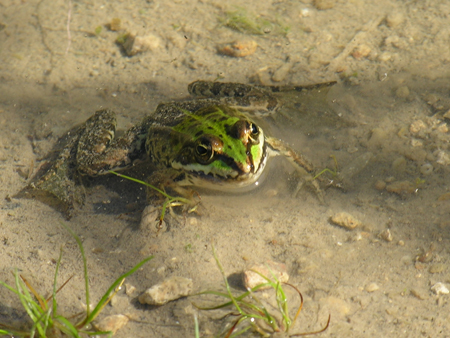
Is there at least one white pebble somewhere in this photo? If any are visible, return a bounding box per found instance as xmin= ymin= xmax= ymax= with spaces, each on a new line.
xmin=431 ymin=282 xmax=449 ymax=295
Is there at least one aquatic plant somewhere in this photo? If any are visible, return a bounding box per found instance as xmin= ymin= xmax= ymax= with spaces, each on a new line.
xmin=0 ymin=223 xmax=153 ymax=337
xmin=193 ymin=245 xmax=330 ymax=337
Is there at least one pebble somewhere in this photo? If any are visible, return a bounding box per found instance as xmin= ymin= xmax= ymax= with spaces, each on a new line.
xmin=443 ymin=110 xmax=450 ymax=120
xmin=272 ymin=63 xmax=292 ymax=82
xmin=365 ymin=282 xmax=380 ymax=293
xmin=94 ymin=314 xmax=129 ymax=334
xmin=218 ymin=39 xmax=257 ymax=57
xmin=395 ymin=86 xmax=410 ymax=98
xmin=431 ymin=282 xmax=449 ymax=295
xmin=386 ymin=181 xmax=415 ymax=196
xmin=392 ymin=156 xmax=406 ymax=173
xmin=386 ymin=12 xmax=404 ymax=28
xmin=368 ymin=128 xmax=388 ymax=148
xmin=330 ymin=212 xmax=361 ymax=230
xmin=378 ymin=52 xmax=392 ymax=62
xmin=374 ymin=180 xmax=386 ymax=191
xmin=410 ymin=288 xmax=428 ymax=300
xmin=312 ymin=0 xmax=336 ymax=10
xmin=125 ymin=283 xmax=137 ymax=297
xmin=352 ymin=44 xmax=371 ymax=60
xmin=429 ymin=263 xmax=446 ymax=274
xmin=138 ymin=276 xmax=193 ymax=306
xmin=122 ymin=33 xmax=161 ymax=56
xmin=243 ymin=261 xmax=289 ymax=290
xmin=109 ymin=18 xmax=122 ymax=31
xmin=409 ymin=120 xmax=427 ymax=134
xmin=320 ymin=296 xmax=351 ymax=319
xmin=436 ymin=150 xmax=450 ymax=165
xmin=437 ymin=192 xmax=450 ymax=201
xmin=379 ymin=229 xmax=393 ymax=242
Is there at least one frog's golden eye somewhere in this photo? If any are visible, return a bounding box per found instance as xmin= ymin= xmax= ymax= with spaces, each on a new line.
xmin=195 ymin=138 xmax=214 ymax=163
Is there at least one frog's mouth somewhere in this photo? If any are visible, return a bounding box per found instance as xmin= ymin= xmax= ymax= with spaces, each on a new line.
xmin=178 ymin=142 xmax=269 ymax=192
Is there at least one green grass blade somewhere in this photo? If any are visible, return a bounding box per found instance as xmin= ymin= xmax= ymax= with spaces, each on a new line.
xmin=14 ymin=271 xmax=46 ymax=336
xmin=81 ymin=255 xmax=154 ymax=326
xmin=49 ymin=245 xmax=64 ymax=330
xmin=194 ymin=314 xmax=200 ymax=338
xmin=211 ymin=245 xmax=244 ymax=316
xmin=55 ymin=315 xmax=82 ymax=337
xmin=60 ymin=222 xmax=91 ymax=320
xmin=109 ymin=170 xmax=168 ymax=198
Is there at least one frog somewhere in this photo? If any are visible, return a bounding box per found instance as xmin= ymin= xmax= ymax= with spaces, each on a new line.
xmin=27 ymin=80 xmax=337 ymax=217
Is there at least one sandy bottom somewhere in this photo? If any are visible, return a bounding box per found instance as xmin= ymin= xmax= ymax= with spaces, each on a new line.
xmin=1 ymin=0 xmax=450 ymax=337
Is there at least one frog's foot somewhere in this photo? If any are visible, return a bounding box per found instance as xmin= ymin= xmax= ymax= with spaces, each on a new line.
xmin=290 ymin=171 xmax=325 ymax=204
xmin=146 ymin=170 xmax=201 ymax=227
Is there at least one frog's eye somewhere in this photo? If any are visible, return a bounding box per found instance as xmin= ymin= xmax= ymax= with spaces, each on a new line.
xmin=248 ymin=122 xmax=260 ymax=142
xmin=250 ymin=123 xmax=259 ymax=136
xmin=195 ymin=138 xmax=214 ymax=163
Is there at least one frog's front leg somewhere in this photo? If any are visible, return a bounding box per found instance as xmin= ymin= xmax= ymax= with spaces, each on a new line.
xmin=265 ymin=136 xmax=325 ymax=203
xmin=29 ymin=109 xmax=144 ymax=215
xmin=76 ymin=109 xmax=146 ymax=176
xmin=145 ymin=169 xmax=201 ymax=226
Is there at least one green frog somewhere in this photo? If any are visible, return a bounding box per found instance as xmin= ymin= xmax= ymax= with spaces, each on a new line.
xmin=28 ymin=80 xmax=336 ymax=217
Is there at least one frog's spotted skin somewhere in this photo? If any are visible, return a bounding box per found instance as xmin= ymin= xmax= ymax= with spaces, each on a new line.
xmin=28 ymin=80 xmax=336 ymax=215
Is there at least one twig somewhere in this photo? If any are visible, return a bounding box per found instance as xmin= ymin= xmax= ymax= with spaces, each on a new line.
xmin=327 ymin=15 xmax=385 ymax=72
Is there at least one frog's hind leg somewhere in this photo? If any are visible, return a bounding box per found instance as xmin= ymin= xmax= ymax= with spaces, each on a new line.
xmin=266 ymin=136 xmax=325 ymax=203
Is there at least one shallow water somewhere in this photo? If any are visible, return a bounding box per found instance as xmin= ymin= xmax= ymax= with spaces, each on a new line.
xmin=1 ymin=1 xmax=450 ymax=337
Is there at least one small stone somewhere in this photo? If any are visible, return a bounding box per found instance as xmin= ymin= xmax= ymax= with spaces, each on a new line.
xmin=437 ymin=123 xmax=448 ymax=133
xmin=386 ymin=12 xmax=404 ymax=28
xmin=330 ymin=212 xmax=361 ymax=230
xmin=443 ymin=110 xmax=450 ymax=120
xmin=365 ymin=282 xmax=379 ymax=293
xmin=374 ymin=180 xmax=386 ymax=191
xmin=436 ymin=150 xmax=450 ymax=165
xmin=109 ymin=18 xmax=122 ymax=31
xmin=398 ymin=240 xmax=405 ymax=246
xmin=410 ymin=288 xmax=428 ymax=300
xmin=243 ymin=261 xmax=289 ymax=290
xmin=378 ymin=52 xmax=392 ymax=62
xmin=409 ymin=120 xmax=427 ymax=134
xmin=352 ymin=45 xmax=371 ymax=60
xmin=121 ymin=33 xmax=161 ymax=56
xmin=437 ymin=192 xmax=450 ymax=201
xmin=410 ymin=138 xmax=423 ymax=147
xmin=125 ymin=283 xmax=137 ymax=297
xmin=138 ymin=276 xmax=193 ymax=306
xmin=272 ymin=63 xmax=292 ymax=82
xmin=368 ymin=128 xmax=388 ymax=148
xmin=320 ymin=296 xmax=351 ymax=319
xmin=379 ymin=229 xmax=393 ymax=242
xmin=218 ymin=39 xmax=257 ymax=57
xmin=386 ymin=181 xmax=415 ymax=196
xmin=431 ymin=282 xmax=449 ymax=295
xmin=396 ymin=86 xmax=410 ymax=98
xmin=312 ymin=0 xmax=336 ymax=10
xmin=94 ymin=314 xmax=129 ymax=334
xmin=429 ymin=263 xmax=446 ymax=274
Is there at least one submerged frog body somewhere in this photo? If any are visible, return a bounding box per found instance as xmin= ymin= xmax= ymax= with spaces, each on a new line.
xmin=28 ymin=80 xmax=336 ymax=216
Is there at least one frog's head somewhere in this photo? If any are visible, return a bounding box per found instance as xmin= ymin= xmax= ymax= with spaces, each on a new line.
xmin=171 ymin=105 xmax=268 ymax=190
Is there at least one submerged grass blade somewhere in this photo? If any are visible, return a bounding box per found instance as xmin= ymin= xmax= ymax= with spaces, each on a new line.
xmin=60 ymin=222 xmax=91 ymax=320
xmin=80 ymin=255 xmax=154 ymax=327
